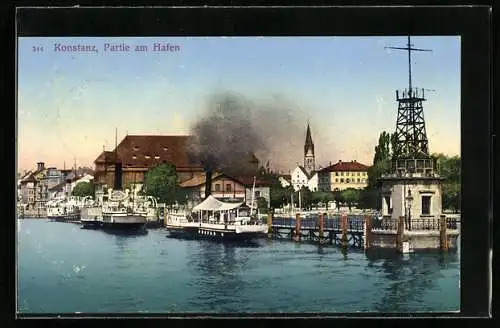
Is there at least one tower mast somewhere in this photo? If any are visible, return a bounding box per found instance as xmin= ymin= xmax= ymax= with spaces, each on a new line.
xmin=385 ymin=36 xmax=435 ymax=175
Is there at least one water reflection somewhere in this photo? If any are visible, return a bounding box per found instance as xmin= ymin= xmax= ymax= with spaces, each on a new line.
xmin=367 ymin=251 xmax=459 ymax=312
xmin=188 ymin=242 xmax=250 ymax=311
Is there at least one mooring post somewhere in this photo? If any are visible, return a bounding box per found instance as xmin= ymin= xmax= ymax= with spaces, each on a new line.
xmin=163 ymin=208 xmax=168 ymax=226
xmin=440 ymin=214 xmax=448 ymax=251
xmin=267 ymin=213 xmax=273 ymax=235
xmin=318 ymin=212 xmax=324 ymax=242
xmin=341 ymin=213 xmax=348 ymax=248
xmin=364 ymin=215 xmax=372 ymax=250
xmin=295 ymin=213 xmax=301 ymax=241
xmin=396 ymin=216 xmax=404 ymax=252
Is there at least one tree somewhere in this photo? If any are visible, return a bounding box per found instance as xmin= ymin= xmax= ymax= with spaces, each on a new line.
xmin=433 ymin=153 xmax=461 ymax=212
xmin=333 ymin=190 xmax=343 ymax=209
xmin=296 ymin=186 xmax=313 ymax=210
xmin=311 ymin=191 xmax=335 ymax=210
xmin=256 ymin=197 xmax=268 ymax=210
xmin=143 ymin=163 xmax=184 ymax=205
xmin=340 ymin=188 xmax=361 ymax=211
xmin=270 ymin=185 xmax=294 ymax=209
xmin=358 ymin=130 xmax=397 ymax=210
xmin=72 ymin=181 xmax=94 ymax=197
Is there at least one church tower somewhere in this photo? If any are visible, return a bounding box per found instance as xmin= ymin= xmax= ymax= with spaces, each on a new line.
xmin=304 ymin=121 xmax=316 ymax=175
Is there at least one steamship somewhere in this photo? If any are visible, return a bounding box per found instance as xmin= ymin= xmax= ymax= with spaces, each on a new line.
xmin=99 ymin=189 xmax=148 ymax=231
xmin=46 ymin=196 xmax=94 ymax=222
xmin=85 ymin=144 xmax=147 ymax=231
xmin=165 ymin=172 xmax=268 ymax=242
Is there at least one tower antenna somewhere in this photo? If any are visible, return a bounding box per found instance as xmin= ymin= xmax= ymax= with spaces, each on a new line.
xmin=385 ymin=35 xmax=432 ymax=91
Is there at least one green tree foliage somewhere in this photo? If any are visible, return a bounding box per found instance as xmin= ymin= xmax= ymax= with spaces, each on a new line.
xmin=143 ymin=163 xmax=186 ymax=205
xmin=294 ymin=186 xmax=312 ymax=210
xmin=256 ymin=165 xmax=295 ymax=209
xmin=359 ymin=130 xmax=397 ymax=210
xmin=340 ymin=188 xmax=361 ymax=211
xmin=433 ymin=153 xmax=461 ymax=212
xmin=310 ymin=191 xmax=335 ymax=209
xmin=71 ymin=181 xmax=95 ymax=197
xmin=270 ymin=185 xmax=294 ymax=209
xmin=256 ymin=197 xmax=268 ymax=210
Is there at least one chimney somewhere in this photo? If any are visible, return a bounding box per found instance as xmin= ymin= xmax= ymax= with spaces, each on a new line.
xmin=37 ymin=162 xmax=45 ymax=171
xmin=204 ymin=170 xmax=212 ymax=198
xmin=114 ymin=162 xmax=122 ymax=190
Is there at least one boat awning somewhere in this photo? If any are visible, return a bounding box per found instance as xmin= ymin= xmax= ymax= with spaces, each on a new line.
xmin=193 ymin=195 xmax=244 ymax=211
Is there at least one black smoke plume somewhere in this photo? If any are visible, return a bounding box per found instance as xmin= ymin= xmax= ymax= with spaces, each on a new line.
xmin=188 ymin=91 xmax=318 ymax=176
xmin=188 ymin=92 xmax=265 ymax=176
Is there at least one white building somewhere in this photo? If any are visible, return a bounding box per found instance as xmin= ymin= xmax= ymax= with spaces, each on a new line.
xmin=290 ymin=166 xmax=318 ymax=192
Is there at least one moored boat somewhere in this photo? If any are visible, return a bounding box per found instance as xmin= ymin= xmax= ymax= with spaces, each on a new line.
xmin=99 ymin=189 xmax=147 ymax=231
xmin=165 ymin=195 xmax=268 ymax=242
xmin=46 ymin=196 xmax=88 ymax=223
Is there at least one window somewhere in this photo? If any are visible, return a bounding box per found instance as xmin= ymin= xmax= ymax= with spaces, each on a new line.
xmin=154 ymin=155 xmax=160 ymax=160
xmin=357 ymin=178 xmax=360 ymax=183
xmin=226 ymin=184 xmax=232 ymax=192
xmin=421 ymin=196 xmax=431 ymax=215
xmin=335 ymin=172 xmax=339 ymax=176
xmin=133 ymin=146 xmax=139 ymax=151
xmin=145 ymin=155 xmax=150 ymax=159
xmin=163 ymin=147 xmax=168 ymax=151
xmin=346 ymin=178 xmax=350 ymax=183
xmin=255 ymin=190 xmax=261 ymax=198
xmin=341 ymin=172 xmax=344 ymax=176
xmin=335 ymin=178 xmax=338 ymax=183
xmin=340 ymin=178 xmax=344 ymax=183
xmin=215 ymin=184 xmax=221 ymax=192
xmin=132 ymin=155 xmax=137 ymax=160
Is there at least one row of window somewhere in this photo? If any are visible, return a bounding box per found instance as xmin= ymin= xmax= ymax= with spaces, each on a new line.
xmin=211 ymin=184 xmax=262 ymax=198
xmin=132 ymin=155 xmax=161 ymax=160
xmin=132 ymin=146 xmax=169 ymax=152
xmin=335 ymin=178 xmax=367 ymax=184
xmin=334 ymin=171 xmax=367 ymax=176
xmin=214 ymin=183 xmax=233 ymax=192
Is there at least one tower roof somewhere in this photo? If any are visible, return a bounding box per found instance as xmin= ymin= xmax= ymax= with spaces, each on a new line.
xmin=304 ymin=122 xmax=314 ymax=154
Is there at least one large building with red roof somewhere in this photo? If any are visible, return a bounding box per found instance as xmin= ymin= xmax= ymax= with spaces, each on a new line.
xmin=93 ymin=135 xmax=260 ymax=192
xmin=317 ymin=160 xmax=370 ymax=191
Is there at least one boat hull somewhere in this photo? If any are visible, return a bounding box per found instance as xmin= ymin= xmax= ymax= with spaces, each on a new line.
xmin=165 ymin=225 xmax=199 ymax=239
xmin=48 ymin=214 xmax=81 ymax=222
xmin=166 ymin=224 xmax=267 ymax=243
xmin=100 ymin=214 xmax=147 ymax=231
xmin=81 ymin=219 xmax=101 ymax=229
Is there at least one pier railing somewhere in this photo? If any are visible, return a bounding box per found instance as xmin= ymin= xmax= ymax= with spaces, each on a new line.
xmin=271 ymin=214 xmax=459 ymax=232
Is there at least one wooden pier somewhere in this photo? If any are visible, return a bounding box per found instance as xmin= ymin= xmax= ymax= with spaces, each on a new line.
xmin=267 ymin=213 xmax=459 ymax=253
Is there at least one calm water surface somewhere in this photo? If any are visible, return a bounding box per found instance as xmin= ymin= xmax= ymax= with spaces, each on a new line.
xmin=17 ymin=219 xmax=460 ymax=314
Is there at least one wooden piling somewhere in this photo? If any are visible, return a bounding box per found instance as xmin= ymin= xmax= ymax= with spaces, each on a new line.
xmin=318 ymin=212 xmax=324 ymax=241
xmin=341 ymin=213 xmax=348 ymax=248
xmin=364 ymin=215 xmax=372 ymax=250
xmin=267 ymin=213 xmax=273 ymax=235
xmin=396 ymin=216 xmax=404 ymax=252
xmin=440 ymin=215 xmax=448 ymax=251
xmin=295 ymin=213 xmax=301 ymax=241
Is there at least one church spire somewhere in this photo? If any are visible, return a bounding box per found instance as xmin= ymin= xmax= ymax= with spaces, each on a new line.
xmin=304 ymin=120 xmax=315 ymax=175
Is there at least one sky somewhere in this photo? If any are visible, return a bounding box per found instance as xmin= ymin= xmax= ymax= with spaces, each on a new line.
xmin=17 ymin=36 xmax=460 ymax=173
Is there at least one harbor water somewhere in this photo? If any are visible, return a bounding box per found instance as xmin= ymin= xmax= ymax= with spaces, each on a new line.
xmin=17 ymin=219 xmax=460 ymax=314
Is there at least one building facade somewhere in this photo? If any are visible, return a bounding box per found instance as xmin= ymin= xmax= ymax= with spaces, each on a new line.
xmin=93 ymin=135 xmax=205 ymax=193
xmin=93 ymin=135 xmax=260 ymax=196
xmin=19 ymin=162 xmax=48 ymax=210
xmin=317 ymin=160 xmax=370 ymax=192
xmin=179 ymin=173 xmax=271 ymax=207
